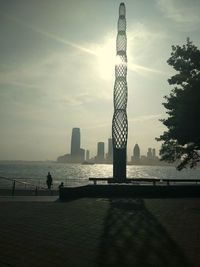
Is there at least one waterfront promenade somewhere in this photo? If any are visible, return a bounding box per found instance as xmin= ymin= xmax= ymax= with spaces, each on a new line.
xmin=0 ymin=195 xmax=200 ymax=267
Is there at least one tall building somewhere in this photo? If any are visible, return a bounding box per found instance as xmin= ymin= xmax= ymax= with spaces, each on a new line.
xmin=86 ymin=150 xmax=90 ymax=161
xmin=106 ymin=138 xmax=113 ymax=163
xmin=131 ymin=144 xmax=140 ymax=162
xmin=70 ymin=128 xmax=84 ymax=163
xmin=96 ymin=142 xmax=105 ymax=163
xmin=112 ymin=3 xmax=128 ymax=182
xmin=147 ymin=148 xmax=153 ymax=159
xmin=79 ymin=148 xmax=85 ymax=162
xmin=152 ymin=148 xmax=156 ymax=158
xmin=71 ymin=128 xmax=80 ymax=157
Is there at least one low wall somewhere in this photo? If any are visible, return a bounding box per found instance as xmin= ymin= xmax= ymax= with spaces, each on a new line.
xmin=59 ymin=184 xmax=200 ymax=200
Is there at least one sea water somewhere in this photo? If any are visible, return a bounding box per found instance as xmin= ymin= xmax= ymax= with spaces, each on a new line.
xmin=0 ymin=162 xmax=199 ymax=189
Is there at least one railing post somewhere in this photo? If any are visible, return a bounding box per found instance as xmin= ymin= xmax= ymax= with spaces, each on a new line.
xmin=12 ymin=180 xmax=16 ymax=196
xmin=35 ymin=186 xmax=38 ymax=196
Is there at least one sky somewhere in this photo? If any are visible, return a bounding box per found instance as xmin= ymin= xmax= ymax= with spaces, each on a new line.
xmin=0 ymin=0 xmax=200 ymax=161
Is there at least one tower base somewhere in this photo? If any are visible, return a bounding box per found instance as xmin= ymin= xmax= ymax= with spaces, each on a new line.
xmin=113 ymin=148 xmax=127 ymax=183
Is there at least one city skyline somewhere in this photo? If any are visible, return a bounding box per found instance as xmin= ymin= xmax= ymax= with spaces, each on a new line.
xmin=1 ymin=0 xmax=200 ymax=160
xmin=57 ymin=126 xmax=160 ymax=164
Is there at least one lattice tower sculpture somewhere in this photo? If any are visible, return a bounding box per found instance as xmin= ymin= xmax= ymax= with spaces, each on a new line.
xmin=112 ymin=2 xmax=128 ymax=182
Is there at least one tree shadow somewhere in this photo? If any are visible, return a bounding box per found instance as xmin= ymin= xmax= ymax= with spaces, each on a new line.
xmin=98 ymin=199 xmax=190 ymax=267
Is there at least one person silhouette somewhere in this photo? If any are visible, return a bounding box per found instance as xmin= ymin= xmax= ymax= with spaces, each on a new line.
xmin=46 ymin=172 xmax=53 ymax=190
xmin=58 ymin=182 xmax=64 ymax=190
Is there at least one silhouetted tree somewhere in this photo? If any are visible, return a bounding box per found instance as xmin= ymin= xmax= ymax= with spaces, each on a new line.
xmin=157 ymin=38 xmax=200 ymax=170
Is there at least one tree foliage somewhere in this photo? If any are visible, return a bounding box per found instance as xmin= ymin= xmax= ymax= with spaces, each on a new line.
xmin=157 ymin=38 xmax=200 ymax=170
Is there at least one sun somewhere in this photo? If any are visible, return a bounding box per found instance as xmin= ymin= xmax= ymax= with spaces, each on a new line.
xmin=94 ymin=37 xmax=116 ymax=80
xmin=93 ymin=36 xmax=129 ymax=80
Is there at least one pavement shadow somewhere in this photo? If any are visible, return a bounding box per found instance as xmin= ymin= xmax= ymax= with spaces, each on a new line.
xmin=98 ymin=199 xmax=190 ymax=267
xmin=55 ymin=197 xmax=82 ymax=203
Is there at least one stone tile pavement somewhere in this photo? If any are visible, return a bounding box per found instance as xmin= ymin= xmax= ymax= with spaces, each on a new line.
xmin=0 ymin=196 xmax=58 ymax=202
xmin=0 ymin=197 xmax=200 ymax=267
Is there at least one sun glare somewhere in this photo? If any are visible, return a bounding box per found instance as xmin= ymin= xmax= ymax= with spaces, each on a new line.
xmin=93 ymin=37 xmax=129 ymax=80
xmin=94 ymin=37 xmax=116 ymax=80
xmin=115 ymin=54 xmax=127 ymax=66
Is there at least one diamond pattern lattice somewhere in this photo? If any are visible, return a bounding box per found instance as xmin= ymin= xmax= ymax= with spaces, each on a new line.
xmin=112 ymin=2 xmax=128 ymax=150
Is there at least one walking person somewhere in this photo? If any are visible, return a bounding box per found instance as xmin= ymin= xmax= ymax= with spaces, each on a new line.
xmin=46 ymin=172 xmax=53 ymax=190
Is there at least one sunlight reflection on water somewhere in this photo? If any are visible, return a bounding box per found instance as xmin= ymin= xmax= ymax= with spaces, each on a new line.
xmin=0 ymin=162 xmax=200 ymax=188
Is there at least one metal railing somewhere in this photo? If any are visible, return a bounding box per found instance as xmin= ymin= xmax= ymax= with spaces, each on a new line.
xmin=89 ymin=177 xmax=200 ymax=186
xmin=0 ymin=176 xmax=90 ymax=195
xmin=0 ymin=176 xmax=47 ymax=196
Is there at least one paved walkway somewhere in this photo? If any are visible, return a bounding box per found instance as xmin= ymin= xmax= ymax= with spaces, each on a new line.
xmin=0 ymin=189 xmax=59 ymax=196
xmin=0 ymin=195 xmax=58 ymax=202
xmin=0 ymin=197 xmax=200 ymax=267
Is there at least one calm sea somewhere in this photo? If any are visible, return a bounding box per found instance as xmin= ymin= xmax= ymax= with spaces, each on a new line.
xmin=0 ymin=162 xmax=200 ymax=190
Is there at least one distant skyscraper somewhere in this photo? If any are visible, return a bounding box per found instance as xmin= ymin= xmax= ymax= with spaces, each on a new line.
xmin=132 ymin=144 xmax=140 ymax=162
xmin=70 ymin=128 xmax=84 ymax=163
xmin=106 ymin=138 xmax=113 ymax=163
xmin=80 ymin=148 xmax=85 ymax=162
xmin=97 ymin=142 xmax=105 ymax=163
xmin=147 ymin=148 xmax=153 ymax=159
xmin=86 ymin=150 xmax=90 ymax=161
xmin=152 ymin=148 xmax=156 ymax=158
xmin=71 ymin=128 xmax=80 ymax=155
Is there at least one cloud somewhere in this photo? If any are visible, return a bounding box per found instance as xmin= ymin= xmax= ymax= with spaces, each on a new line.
xmin=129 ymin=63 xmax=167 ymax=76
xmin=83 ymin=122 xmax=111 ymax=130
xmin=81 ymin=114 xmax=163 ymax=131
xmin=3 ymin=13 xmax=96 ymax=56
xmin=128 ymin=22 xmax=168 ymax=42
xmin=80 ymin=114 xmax=165 ymax=136
xmin=127 ymin=22 xmax=170 ymax=76
xmin=59 ymin=93 xmax=94 ymax=107
xmin=129 ymin=114 xmax=162 ymax=122
xmin=3 ymin=12 xmax=169 ymax=81
xmin=0 ymin=80 xmax=43 ymax=90
xmin=156 ymin=0 xmax=200 ymax=31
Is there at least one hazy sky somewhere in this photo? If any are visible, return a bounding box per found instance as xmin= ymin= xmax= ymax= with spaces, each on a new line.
xmin=0 ymin=0 xmax=200 ymax=161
